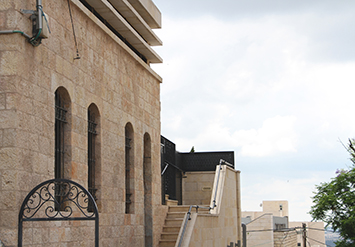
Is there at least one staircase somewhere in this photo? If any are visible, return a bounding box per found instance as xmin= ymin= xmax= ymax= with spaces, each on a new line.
xmin=159 ymin=205 xmax=210 ymax=247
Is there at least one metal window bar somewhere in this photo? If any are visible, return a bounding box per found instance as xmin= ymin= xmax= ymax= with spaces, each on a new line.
xmin=125 ymin=136 xmax=132 ymax=213
xmin=55 ymin=93 xmax=67 ymax=210
xmin=88 ymin=109 xmax=97 ymax=212
xmin=55 ymin=93 xmax=67 ymax=179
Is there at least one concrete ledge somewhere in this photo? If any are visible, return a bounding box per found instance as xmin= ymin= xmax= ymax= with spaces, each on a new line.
xmin=76 ymin=0 xmax=162 ymax=63
xmin=72 ymin=0 xmax=163 ymax=81
xmin=108 ymin=0 xmax=162 ymax=46
xmin=127 ymin=0 xmax=161 ymax=28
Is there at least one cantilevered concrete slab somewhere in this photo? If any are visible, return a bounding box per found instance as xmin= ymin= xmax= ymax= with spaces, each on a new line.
xmin=127 ymin=0 xmax=161 ymax=29
xmin=108 ymin=0 xmax=162 ymax=46
xmin=84 ymin=0 xmax=162 ymax=63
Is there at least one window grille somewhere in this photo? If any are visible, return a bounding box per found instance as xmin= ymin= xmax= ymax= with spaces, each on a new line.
xmin=125 ymin=135 xmax=132 ymax=213
xmin=55 ymin=92 xmax=67 ymax=210
xmin=88 ymin=109 xmax=97 ymax=211
xmin=55 ymin=93 xmax=66 ymax=179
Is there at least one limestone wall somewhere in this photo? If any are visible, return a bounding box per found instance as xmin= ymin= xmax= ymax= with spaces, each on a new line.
xmin=182 ymin=171 xmax=215 ymax=206
xmin=262 ymin=200 xmax=289 ymax=217
xmin=289 ymin=221 xmax=325 ymax=247
xmin=0 ymin=0 xmax=165 ymax=246
xmin=274 ymin=230 xmax=298 ymax=247
xmin=245 ymin=214 xmax=274 ymax=247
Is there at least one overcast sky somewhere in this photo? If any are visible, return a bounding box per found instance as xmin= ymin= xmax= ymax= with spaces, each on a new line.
xmin=151 ymin=0 xmax=355 ymax=221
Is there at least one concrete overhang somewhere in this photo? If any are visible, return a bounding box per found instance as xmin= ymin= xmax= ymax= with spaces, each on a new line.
xmin=127 ymin=0 xmax=161 ymax=29
xmin=85 ymin=0 xmax=162 ymax=63
xmin=108 ymin=0 xmax=162 ymax=46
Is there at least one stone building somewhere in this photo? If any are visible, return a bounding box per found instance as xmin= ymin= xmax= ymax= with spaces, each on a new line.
xmin=289 ymin=221 xmax=325 ymax=247
xmin=0 ymin=0 xmax=244 ymax=246
xmin=0 ymin=0 xmax=165 ymax=246
xmin=242 ymin=201 xmax=326 ymax=247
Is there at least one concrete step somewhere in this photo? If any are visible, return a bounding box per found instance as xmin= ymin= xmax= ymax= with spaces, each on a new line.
xmin=168 ymin=205 xmax=191 ymax=212
xmin=159 ymin=205 xmax=210 ymax=247
xmin=167 ymin=212 xmax=186 ymax=219
xmin=163 ymin=226 xmax=181 ymax=233
xmin=168 ymin=205 xmax=210 ymax=213
xmin=161 ymin=232 xmax=179 ymax=240
xmin=165 ymin=218 xmax=183 ymax=227
xmin=159 ymin=240 xmax=176 ymax=247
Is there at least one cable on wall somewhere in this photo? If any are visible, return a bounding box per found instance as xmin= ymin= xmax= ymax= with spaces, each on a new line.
xmin=67 ymin=0 xmax=81 ymax=60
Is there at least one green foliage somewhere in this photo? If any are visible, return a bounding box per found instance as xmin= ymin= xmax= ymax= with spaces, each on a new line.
xmin=310 ymin=139 xmax=355 ymax=247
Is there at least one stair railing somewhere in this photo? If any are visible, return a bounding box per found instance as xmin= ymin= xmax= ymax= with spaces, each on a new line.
xmin=177 ymin=159 xmax=232 ymax=247
xmin=178 ymin=205 xmax=210 ymax=247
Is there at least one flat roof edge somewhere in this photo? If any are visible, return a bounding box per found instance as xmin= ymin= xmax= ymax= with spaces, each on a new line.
xmin=127 ymin=0 xmax=161 ymax=29
xmin=72 ymin=0 xmax=163 ymax=80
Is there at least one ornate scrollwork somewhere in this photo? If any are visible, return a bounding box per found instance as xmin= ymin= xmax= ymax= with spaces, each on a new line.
xmin=21 ymin=179 xmax=96 ymax=220
xmin=18 ymin=179 xmax=99 ymax=247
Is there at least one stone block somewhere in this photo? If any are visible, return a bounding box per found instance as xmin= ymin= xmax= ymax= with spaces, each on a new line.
xmin=0 ymin=94 xmax=5 ymax=110
xmin=0 ymin=109 xmax=17 ymax=129
xmin=0 ymin=190 xmax=16 ymax=210
xmin=5 ymin=92 xmax=17 ymax=110
xmin=0 ymin=51 xmax=20 ymax=76
xmin=17 ymin=170 xmax=33 ymax=192
xmin=1 ymin=166 xmax=18 ymax=191
xmin=0 ymin=228 xmax=17 ymax=246
xmin=1 ymin=128 xmax=16 ymax=148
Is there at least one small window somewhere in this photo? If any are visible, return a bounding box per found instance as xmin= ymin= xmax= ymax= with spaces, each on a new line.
xmin=88 ymin=107 xmax=97 ymax=211
xmin=54 ymin=87 xmax=71 ymax=211
xmin=125 ymin=123 xmax=134 ymax=214
xmin=275 ymin=224 xmax=286 ymax=230
xmin=55 ymin=92 xmax=67 ymax=180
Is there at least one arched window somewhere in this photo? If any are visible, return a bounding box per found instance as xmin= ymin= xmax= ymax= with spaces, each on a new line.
xmin=144 ymin=133 xmax=153 ymax=246
xmin=125 ymin=123 xmax=134 ymax=214
xmin=88 ymin=104 xmax=101 ymax=211
xmin=54 ymin=87 xmax=72 ymax=210
xmin=54 ymin=87 xmax=71 ymax=180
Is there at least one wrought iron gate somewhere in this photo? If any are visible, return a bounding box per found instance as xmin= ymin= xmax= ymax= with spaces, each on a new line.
xmin=18 ymin=178 xmax=99 ymax=246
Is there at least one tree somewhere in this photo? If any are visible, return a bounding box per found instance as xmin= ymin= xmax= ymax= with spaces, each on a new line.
xmin=310 ymin=139 xmax=355 ymax=247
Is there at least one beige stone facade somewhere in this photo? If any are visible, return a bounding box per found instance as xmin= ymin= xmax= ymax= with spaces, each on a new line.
xmin=0 ymin=0 xmax=166 ymax=246
xmin=242 ymin=201 xmax=293 ymax=247
xmin=182 ymin=171 xmax=215 ymax=206
xmin=242 ymin=201 xmax=326 ymax=247
xmin=273 ymin=230 xmax=298 ymax=247
xmin=289 ymin=221 xmax=325 ymax=247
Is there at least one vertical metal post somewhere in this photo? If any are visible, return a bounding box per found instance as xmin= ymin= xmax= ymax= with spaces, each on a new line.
xmin=242 ymin=223 xmax=247 ymax=247
xmin=302 ymin=223 xmax=307 ymax=247
xmin=212 ymin=159 xmax=223 ymax=209
xmin=37 ymin=0 xmax=43 ymax=31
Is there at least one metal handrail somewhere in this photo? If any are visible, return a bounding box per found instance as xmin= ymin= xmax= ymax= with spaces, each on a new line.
xmin=161 ymin=163 xmax=169 ymax=175
xmin=211 ymin=159 xmax=233 ymax=209
xmin=177 ymin=205 xmax=210 ymax=247
xmin=177 ymin=159 xmax=232 ymax=247
xmin=211 ymin=159 xmax=223 ymax=209
xmin=161 ymin=161 xmax=184 ymax=176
